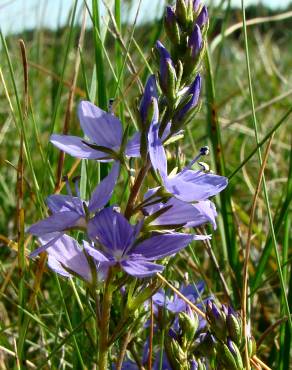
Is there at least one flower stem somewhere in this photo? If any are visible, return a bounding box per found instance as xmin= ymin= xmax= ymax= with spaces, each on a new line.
xmin=116 ymin=331 xmax=131 ymax=370
xmin=124 ymin=159 xmax=151 ymax=219
xmin=98 ymin=269 xmax=113 ymax=369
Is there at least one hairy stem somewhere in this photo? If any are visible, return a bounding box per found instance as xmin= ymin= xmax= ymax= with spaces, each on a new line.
xmin=124 ymin=159 xmax=151 ymax=219
xmin=116 ymin=331 xmax=132 ymax=370
xmin=98 ymin=269 xmax=113 ymax=369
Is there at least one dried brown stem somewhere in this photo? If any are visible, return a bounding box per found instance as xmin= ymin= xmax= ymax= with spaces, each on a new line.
xmin=242 ymin=135 xmax=274 ymax=369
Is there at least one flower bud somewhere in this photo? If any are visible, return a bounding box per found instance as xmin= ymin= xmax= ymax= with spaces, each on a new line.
xmin=173 ymin=74 xmax=201 ymax=124
xmin=188 ymin=24 xmax=202 ymax=58
xmin=193 ymin=0 xmax=201 ymax=12
xmin=179 ymin=310 xmax=199 ymax=344
xmin=196 ymin=5 xmax=208 ymax=28
xmin=218 ymin=341 xmax=241 ymax=370
xmin=139 ymin=75 xmax=158 ymax=126
xmin=175 ymin=0 xmax=188 ymax=25
xmin=226 ymin=307 xmax=242 ymax=345
xmin=206 ymin=301 xmax=227 ymax=341
xmin=197 ymin=332 xmax=217 ymax=357
xmin=155 ymin=41 xmax=177 ymax=101
xmin=227 ymin=339 xmax=244 ymax=370
xmin=164 ymin=6 xmax=181 ymax=45
xmin=247 ymin=335 xmax=257 ymax=357
xmin=190 ymin=358 xmax=206 ymax=370
xmin=168 ymin=338 xmax=187 ymax=366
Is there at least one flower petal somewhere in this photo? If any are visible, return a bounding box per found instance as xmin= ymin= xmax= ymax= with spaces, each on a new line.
xmin=28 ymin=211 xmax=82 ymax=237
xmin=88 ymin=162 xmax=120 ymax=212
xmin=88 ymin=208 xmax=135 ymax=253
xmin=164 ymin=170 xmax=228 ymax=202
xmin=148 ymin=101 xmax=167 ymax=176
xmin=121 ymin=257 xmax=164 ymax=278
xmin=44 ymin=234 xmax=92 ymax=281
xmin=186 ymin=200 xmax=217 ymax=229
xmin=139 ymin=74 xmax=158 ymax=123
xmin=78 ymin=101 xmax=122 ymax=149
xmin=125 ymin=132 xmax=141 ymax=158
xmin=29 ymin=232 xmax=63 ymax=258
xmin=83 ymin=241 xmax=112 ymax=263
xmin=50 ymin=134 xmax=99 ymax=159
xmin=46 ymin=195 xmax=84 ymax=214
xmin=145 ymin=197 xmax=209 ymax=228
xmin=132 ymin=233 xmax=193 ymax=261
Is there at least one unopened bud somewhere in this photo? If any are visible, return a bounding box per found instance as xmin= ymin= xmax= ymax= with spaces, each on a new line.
xmin=139 ymin=75 xmax=158 ymax=126
xmin=206 ymin=301 xmax=227 ymax=341
xmin=218 ymin=342 xmax=240 ymax=370
xmin=176 ymin=0 xmax=188 ymax=26
xmin=197 ymin=332 xmax=217 ymax=357
xmin=179 ymin=311 xmax=199 ymax=345
xmin=196 ymin=5 xmax=208 ymax=28
xmin=155 ymin=41 xmax=177 ymax=101
xmin=226 ymin=307 xmax=242 ymax=345
xmin=247 ymin=335 xmax=257 ymax=357
xmin=164 ymin=6 xmax=181 ymax=45
xmin=173 ymin=74 xmax=201 ymax=123
xmin=188 ymin=24 xmax=203 ymax=58
xmin=227 ymin=339 xmax=244 ymax=370
xmin=190 ymin=358 xmax=206 ymax=370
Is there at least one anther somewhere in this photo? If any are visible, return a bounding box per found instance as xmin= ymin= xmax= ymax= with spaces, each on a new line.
xmin=108 ymin=98 xmax=114 ymax=114
xmin=62 ymin=175 xmax=72 ymax=196
xmin=200 ymin=146 xmax=209 ymax=156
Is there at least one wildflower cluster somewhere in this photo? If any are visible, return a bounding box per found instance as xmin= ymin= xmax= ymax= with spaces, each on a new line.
xmin=26 ymin=0 xmax=242 ymax=368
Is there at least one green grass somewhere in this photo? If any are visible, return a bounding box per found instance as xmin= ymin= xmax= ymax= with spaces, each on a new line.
xmin=0 ymin=0 xmax=291 ymax=368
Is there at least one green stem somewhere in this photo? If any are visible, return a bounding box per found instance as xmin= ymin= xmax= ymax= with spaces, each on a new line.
xmin=98 ymin=269 xmax=113 ymax=369
xmin=124 ymin=160 xmax=151 ymax=219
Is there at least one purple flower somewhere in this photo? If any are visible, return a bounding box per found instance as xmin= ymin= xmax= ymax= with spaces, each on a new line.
xmin=173 ymin=74 xmax=201 ymax=123
xmin=153 ymin=282 xmax=205 ymax=314
xmin=143 ymin=189 xmax=217 ymax=230
xmin=188 ymin=24 xmax=203 ymax=58
xmin=193 ymin=0 xmax=201 ymax=12
xmin=165 ymin=5 xmax=177 ymax=27
xmin=84 ymin=207 xmax=193 ymax=278
xmin=148 ymin=119 xmax=228 ymax=202
xmin=50 ymin=101 xmax=140 ymax=161
xmin=38 ymin=234 xmax=93 ymax=282
xmin=140 ymin=75 xmax=158 ymax=124
xmin=28 ymin=163 xmax=119 ymax=257
xmin=155 ymin=41 xmax=175 ymax=93
xmin=197 ymin=5 xmax=208 ymax=27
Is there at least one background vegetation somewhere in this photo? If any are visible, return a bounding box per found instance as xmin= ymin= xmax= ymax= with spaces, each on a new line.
xmin=0 ymin=0 xmax=291 ymax=368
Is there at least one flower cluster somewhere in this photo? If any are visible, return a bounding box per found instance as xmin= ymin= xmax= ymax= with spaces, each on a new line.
xmin=27 ymin=0 xmax=231 ymax=368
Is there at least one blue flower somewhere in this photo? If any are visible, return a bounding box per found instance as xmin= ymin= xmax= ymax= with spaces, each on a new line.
xmin=84 ymin=207 xmax=193 ymax=278
xmin=28 ymin=163 xmax=119 ymax=257
xmin=50 ymin=101 xmax=140 ymax=161
xmin=148 ymin=114 xmax=228 ymax=203
xmin=37 ymin=233 xmax=105 ymax=283
xmin=139 ymin=75 xmax=158 ymax=125
xmin=173 ymin=75 xmax=201 ymax=123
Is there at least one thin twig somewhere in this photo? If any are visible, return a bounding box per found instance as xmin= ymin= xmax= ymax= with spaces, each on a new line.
xmin=253 ymin=356 xmax=272 ymax=370
xmin=116 ymin=331 xmax=132 ymax=370
xmin=242 ymin=135 xmax=274 ymax=369
xmin=200 ymin=227 xmax=231 ymax=301
xmin=148 ymin=298 xmax=154 ymax=370
xmin=250 ymin=357 xmax=262 ymax=370
xmin=257 ymin=316 xmax=289 ymax=348
xmin=156 ymin=273 xmax=206 ymax=319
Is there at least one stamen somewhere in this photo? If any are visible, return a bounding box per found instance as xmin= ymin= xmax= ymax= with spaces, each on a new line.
xmin=186 ymin=145 xmax=209 ymax=169
xmin=72 ymin=176 xmax=81 ymax=198
xmin=108 ymin=98 xmax=114 ymax=114
xmin=198 ymin=162 xmax=210 ymax=172
xmin=62 ymin=175 xmax=72 ymax=196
